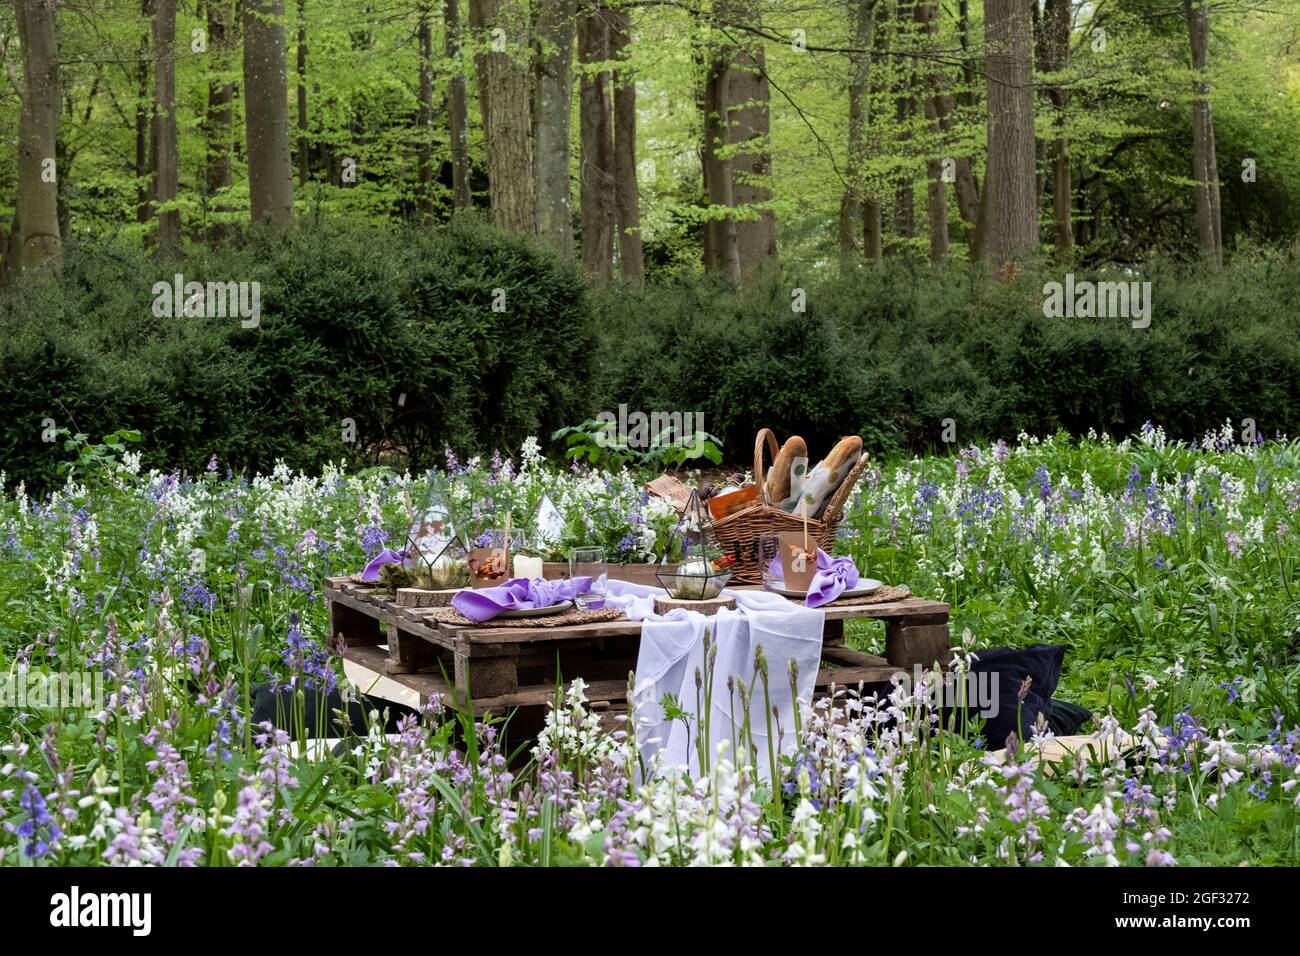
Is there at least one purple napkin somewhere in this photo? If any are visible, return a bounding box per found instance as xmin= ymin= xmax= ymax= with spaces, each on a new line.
xmin=452 ymin=576 xmax=593 ymax=623
xmin=767 ymin=549 xmax=859 ymax=608
xmin=360 ymin=548 xmax=405 ymax=582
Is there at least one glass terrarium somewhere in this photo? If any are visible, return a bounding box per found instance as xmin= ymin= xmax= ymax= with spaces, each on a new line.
xmin=656 ymin=489 xmax=734 ymax=600
xmin=404 ymin=479 xmax=471 ymax=589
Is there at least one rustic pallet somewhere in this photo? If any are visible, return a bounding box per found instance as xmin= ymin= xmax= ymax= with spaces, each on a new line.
xmin=326 ymin=575 xmax=952 ymax=735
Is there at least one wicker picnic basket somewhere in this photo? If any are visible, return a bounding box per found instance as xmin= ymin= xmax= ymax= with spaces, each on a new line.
xmin=712 ymin=428 xmax=869 ymax=585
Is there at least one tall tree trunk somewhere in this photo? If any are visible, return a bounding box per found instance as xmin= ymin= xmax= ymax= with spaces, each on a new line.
xmin=445 ymin=0 xmax=472 ymax=210
xmin=702 ymin=0 xmax=774 ymax=283
xmin=1183 ymin=0 xmax=1222 ymax=270
xmin=950 ymin=0 xmax=979 ymax=225
xmin=727 ymin=31 xmax=775 ymax=277
xmin=609 ymin=8 xmax=643 ymax=283
xmin=578 ymin=5 xmax=614 ymax=282
xmin=136 ymin=0 xmax=153 ymax=232
xmin=14 ymin=0 xmax=62 ymax=273
xmin=297 ymin=0 xmax=309 ymax=186
xmin=839 ymin=0 xmax=877 ymax=264
xmin=861 ymin=12 xmax=889 ymax=262
xmin=206 ymin=0 xmax=234 ymax=241
xmin=702 ymin=49 xmax=741 ymax=284
xmin=470 ymin=0 xmax=535 ymax=234
xmin=154 ymin=0 xmax=180 ymax=252
xmin=980 ymin=0 xmax=1038 ymax=264
xmin=1042 ymin=0 xmax=1072 ymax=260
xmin=417 ymin=6 xmax=434 ymax=219
xmin=915 ymin=0 xmax=946 ymax=262
xmin=534 ymin=0 xmax=575 ymax=254
xmin=890 ymin=0 xmax=916 ymax=252
xmin=244 ymin=0 xmax=294 ymax=227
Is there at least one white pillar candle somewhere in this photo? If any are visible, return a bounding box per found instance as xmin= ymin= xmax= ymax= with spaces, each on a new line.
xmin=513 ymin=555 xmax=544 ymax=581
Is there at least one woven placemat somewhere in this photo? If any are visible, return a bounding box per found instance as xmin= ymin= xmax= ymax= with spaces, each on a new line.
xmin=825 ymin=584 xmax=912 ymax=606
xmin=421 ymin=605 xmax=627 ymax=629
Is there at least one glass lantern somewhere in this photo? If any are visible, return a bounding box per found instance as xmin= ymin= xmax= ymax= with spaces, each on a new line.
xmin=404 ymin=477 xmax=471 ymax=589
xmin=656 ymin=489 xmax=734 ymax=600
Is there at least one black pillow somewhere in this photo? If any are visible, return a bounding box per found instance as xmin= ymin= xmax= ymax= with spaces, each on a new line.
xmin=251 ymin=682 xmax=416 ymax=739
xmin=964 ymin=644 xmax=1067 ymax=750
xmin=845 ymin=644 xmax=1068 ymax=751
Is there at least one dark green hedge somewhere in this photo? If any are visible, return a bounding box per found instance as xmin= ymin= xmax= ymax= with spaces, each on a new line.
xmin=0 ymin=220 xmax=592 ymax=490
xmin=3 ymin=222 xmax=1298 ymax=490
xmin=590 ymin=252 xmax=1300 ymax=457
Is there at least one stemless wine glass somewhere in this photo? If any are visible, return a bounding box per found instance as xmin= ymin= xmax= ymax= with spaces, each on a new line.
xmin=757 ymin=533 xmax=783 ymax=591
xmin=570 ymin=546 xmax=607 ymax=609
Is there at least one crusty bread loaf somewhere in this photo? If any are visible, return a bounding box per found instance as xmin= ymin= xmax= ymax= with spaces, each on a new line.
xmin=813 ymin=436 xmax=862 ymax=485
xmin=797 ymin=436 xmax=863 ymax=516
xmin=765 ymin=436 xmax=807 ymax=504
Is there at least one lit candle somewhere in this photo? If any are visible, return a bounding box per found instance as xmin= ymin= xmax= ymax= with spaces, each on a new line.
xmin=513 ymin=554 xmax=544 ymax=581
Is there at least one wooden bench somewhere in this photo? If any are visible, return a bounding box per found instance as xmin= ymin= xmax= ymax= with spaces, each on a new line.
xmin=326 ymin=576 xmax=951 ymax=737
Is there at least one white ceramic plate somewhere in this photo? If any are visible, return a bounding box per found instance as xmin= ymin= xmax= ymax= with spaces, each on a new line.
xmin=765 ymin=579 xmax=882 ymax=600
xmin=495 ymin=600 xmax=573 ymax=620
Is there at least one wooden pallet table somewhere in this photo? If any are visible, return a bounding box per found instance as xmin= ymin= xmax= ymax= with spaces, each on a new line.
xmin=325 ymin=576 xmax=951 ymax=737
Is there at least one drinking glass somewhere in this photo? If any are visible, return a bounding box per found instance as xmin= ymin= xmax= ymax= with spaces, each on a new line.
xmin=756 ymin=533 xmax=783 ymax=591
xmin=570 ymin=546 xmax=607 ymax=609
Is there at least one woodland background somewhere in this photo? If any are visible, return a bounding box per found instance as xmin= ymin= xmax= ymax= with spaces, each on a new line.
xmin=1 ymin=0 xmax=1299 ymax=485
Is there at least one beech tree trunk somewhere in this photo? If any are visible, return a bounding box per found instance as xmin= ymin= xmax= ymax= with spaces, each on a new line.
xmin=890 ymin=0 xmax=916 ymax=251
xmin=136 ymin=0 xmax=153 ymax=231
xmin=915 ymin=0 xmax=946 ymax=263
xmin=839 ymin=0 xmax=877 ymax=263
xmin=980 ymin=0 xmax=1038 ymax=264
xmin=297 ymin=0 xmax=309 ymax=186
xmin=244 ymin=0 xmax=294 ymax=227
xmin=445 ymin=0 xmax=472 ymax=210
xmin=951 ymin=0 xmax=979 ymax=226
xmin=1183 ymin=0 xmax=1222 ymax=270
xmin=701 ymin=0 xmax=774 ymax=284
xmin=14 ymin=0 xmax=62 ymax=273
xmin=206 ymin=0 xmax=235 ymax=241
xmin=154 ymin=0 xmax=180 ymax=251
xmin=1042 ymin=0 xmax=1072 ymax=260
xmin=609 ymin=8 xmax=643 ymax=283
xmin=417 ymin=6 xmax=434 ymax=219
xmin=702 ymin=50 xmax=741 ymax=284
xmin=578 ymin=5 xmax=614 ymax=282
xmin=534 ymin=0 xmax=575 ymax=254
xmin=728 ymin=45 xmax=775 ymax=277
xmin=470 ymin=0 xmax=535 ymax=234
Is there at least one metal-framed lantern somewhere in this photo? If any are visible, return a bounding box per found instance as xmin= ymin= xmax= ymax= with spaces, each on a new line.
xmin=656 ymin=489 xmax=734 ymax=600
xmin=404 ymin=480 xmax=471 ymax=590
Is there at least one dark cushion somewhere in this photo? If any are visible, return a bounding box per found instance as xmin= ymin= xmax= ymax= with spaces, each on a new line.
xmin=964 ymin=644 xmax=1067 ymax=750
xmin=251 ymin=682 xmax=416 ymax=739
xmin=853 ymin=644 xmax=1070 ymax=751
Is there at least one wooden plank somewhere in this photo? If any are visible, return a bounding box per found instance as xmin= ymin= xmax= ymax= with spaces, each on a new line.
xmin=343 ymin=643 xmax=447 ymax=710
xmin=820 ymin=645 xmax=890 ymax=669
xmin=327 ymin=596 xmax=384 ymax=651
xmin=454 ymin=647 xmax=520 ymax=698
xmin=385 ymin=621 xmax=443 ymax=674
xmin=481 ymin=678 xmax=628 ymax=710
xmin=396 ymin=587 xmax=460 ymax=608
xmin=814 ymin=663 xmax=904 ymax=688
xmin=327 ymin=587 xmax=459 ymax=652
xmin=884 ymin=621 xmax=952 ymax=670
xmin=343 ymin=644 xmax=624 ymax=714
xmin=444 ymin=620 xmax=645 ymax=647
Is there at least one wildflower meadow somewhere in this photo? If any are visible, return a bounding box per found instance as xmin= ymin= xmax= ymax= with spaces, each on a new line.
xmin=2 ymin=422 xmax=1298 ymax=870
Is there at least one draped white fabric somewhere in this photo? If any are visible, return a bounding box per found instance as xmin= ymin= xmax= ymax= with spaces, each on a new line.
xmin=603 ymin=580 xmax=824 ymax=779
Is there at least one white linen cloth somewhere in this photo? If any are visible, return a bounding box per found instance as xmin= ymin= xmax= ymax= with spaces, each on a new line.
xmin=602 ymin=580 xmax=824 ymax=780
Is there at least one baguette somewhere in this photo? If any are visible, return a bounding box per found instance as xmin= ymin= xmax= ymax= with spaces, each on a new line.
xmin=798 ymin=436 xmax=863 ymax=516
xmin=764 ymin=436 xmax=807 ymax=505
